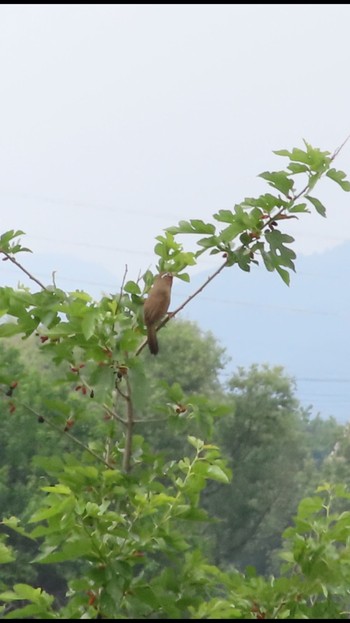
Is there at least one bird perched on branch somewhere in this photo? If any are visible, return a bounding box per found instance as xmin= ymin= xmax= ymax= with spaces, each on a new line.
xmin=143 ymin=272 xmax=173 ymax=355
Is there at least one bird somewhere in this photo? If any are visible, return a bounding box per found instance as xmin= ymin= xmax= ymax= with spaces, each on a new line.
xmin=143 ymin=272 xmax=173 ymax=355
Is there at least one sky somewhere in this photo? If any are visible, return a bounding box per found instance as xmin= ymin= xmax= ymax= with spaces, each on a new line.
xmin=1 ymin=4 xmax=350 ymax=285
xmin=1 ymin=4 xmax=350 ymax=419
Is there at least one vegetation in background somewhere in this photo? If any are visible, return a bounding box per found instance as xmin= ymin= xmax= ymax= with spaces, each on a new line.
xmin=1 ymin=140 xmax=350 ymax=619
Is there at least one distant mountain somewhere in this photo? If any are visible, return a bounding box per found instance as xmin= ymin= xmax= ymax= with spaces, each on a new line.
xmin=174 ymin=242 xmax=350 ymax=423
xmin=2 ymin=243 xmax=350 ymax=422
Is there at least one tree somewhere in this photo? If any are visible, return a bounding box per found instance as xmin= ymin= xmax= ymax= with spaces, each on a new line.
xmin=204 ymin=364 xmax=310 ymax=573
xmin=0 ymin=139 xmax=349 ymax=619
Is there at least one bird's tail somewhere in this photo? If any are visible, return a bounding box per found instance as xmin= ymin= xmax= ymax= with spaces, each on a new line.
xmin=147 ymin=325 xmax=159 ymax=355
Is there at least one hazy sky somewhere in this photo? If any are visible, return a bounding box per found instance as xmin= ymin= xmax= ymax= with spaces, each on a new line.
xmin=1 ymin=4 xmax=350 ymax=289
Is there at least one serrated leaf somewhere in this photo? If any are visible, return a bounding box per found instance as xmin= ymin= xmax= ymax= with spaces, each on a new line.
xmin=326 ymin=168 xmax=350 ymax=191
xmin=259 ymin=171 xmax=294 ymax=196
xmin=197 ymin=235 xmax=219 ymax=249
xmin=189 ymin=219 xmax=216 ymax=234
xmin=265 ymin=230 xmax=296 ymax=270
xmin=219 ymin=222 xmax=246 ymax=243
xmin=213 ymin=209 xmax=235 ymax=224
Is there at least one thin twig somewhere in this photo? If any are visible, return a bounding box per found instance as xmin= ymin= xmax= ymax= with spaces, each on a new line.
xmin=133 ymin=416 xmax=169 ymax=423
xmin=22 ymin=402 xmax=114 ymax=469
xmin=103 ymin=403 xmax=127 ymax=425
xmin=115 ymin=382 xmax=129 ymax=401
xmin=331 ymin=133 xmax=350 ymax=162
xmin=1 ymin=251 xmax=47 ymax=291
xmin=115 ymin=264 xmax=128 ymax=314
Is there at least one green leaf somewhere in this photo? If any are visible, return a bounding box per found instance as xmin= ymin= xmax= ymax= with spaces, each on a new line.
xmin=326 ymin=168 xmax=350 ymax=191
xmin=81 ymin=309 xmax=98 ymax=340
xmin=1 ymin=603 xmax=54 ymax=619
xmin=275 ymin=265 xmax=290 ymax=286
xmin=206 ymin=464 xmax=230 ymax=483
xmin=306 ymin=195 xmax=326 ymax=217
xmin=131 ymin=586 xmax=159 ymax=609
xmin=259 ymin=171 xmax=294 ymax=196
xmin=289 ymin=203 xmax=309 ymax=214
xmin=40 ymin=484 xmax=72 ymax=495
xmin=12 ymin=584 xmax=46 ymax=604
xmin=168 ymin=383 xmax=184 ymax=403
xmin=124 ymin=281 xmax=141 ymax=295
xmin=28 ymin=496 xmax=74 ymax=523
xmin=0 ymin=542 xmax=15 ymax=564
xmin=197 ymin=235 xmax=220 ymax=249
xmin=176 ymin=272 xmax=190 ymax=282
xmin=34 ymin=538 xmax=94 ymax=563
xmin=213 ymin=210 xmax=236 ymax=224
xmin=187 ymin=436 xmax=204 ymax=451
xmin=2 ymin=516 xmax=35 ymax=540
xmin=189 ymin=219 xmax=216 ymax=234
xmin=297 ymin=496 xmax=324 ymax=519
xmin=287 ymin=162 xmax=310 ymax=174
xmin=265 ymin=230 xmax=296 ymax=270
xmin=0 ymin=323 xmax=21 ymax=337
xmin=219 ymin=222 xmax=246 ymax=243
xmin=166 ymin=220 xmax=197 ymax=234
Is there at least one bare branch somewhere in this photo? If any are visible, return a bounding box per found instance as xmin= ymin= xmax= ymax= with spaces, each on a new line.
xmin=22 ymin=402 xmax=114 ymax=469
xmin=331 ymin=133 xmax=350 ymax=162
xmin=103 ymin=403 xmax=127 ymax=425
xmin=115 ymin=264 xmax=128 ymax=314
xmin=1 ymin=251 xmax=47 ymax=291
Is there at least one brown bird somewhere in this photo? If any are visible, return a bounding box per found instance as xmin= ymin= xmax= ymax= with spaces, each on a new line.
xmin=143 ymin=272 xmax=173 ymax=355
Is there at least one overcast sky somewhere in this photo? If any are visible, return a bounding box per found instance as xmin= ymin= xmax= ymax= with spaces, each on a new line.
xmin=1 ymin=4 xmax=350 ymax=289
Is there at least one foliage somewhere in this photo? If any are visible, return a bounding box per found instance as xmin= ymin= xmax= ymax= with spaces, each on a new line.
xmin=203 ymin=364 xmax=310 ymax=573
xmin=0 ymin=140 xmax=349 ymax=618
xmin=191 ymin=483 xmax=350 ymax=620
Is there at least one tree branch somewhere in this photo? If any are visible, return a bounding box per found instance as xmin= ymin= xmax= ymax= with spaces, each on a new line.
xmin=22 ymin=402 xmax=114 ymax=469
xmin=331 ymin=133 xmax=350 ymax=162
xmin=103 ymin=403 xmax=127 ymax=425
xmin=1 ymin=251 xmax=47 ymax=291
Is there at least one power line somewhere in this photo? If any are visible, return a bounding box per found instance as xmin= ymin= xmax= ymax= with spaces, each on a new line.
xmin=0 ymin=189 xmax=182 ymax=220
xmin=29 ymin=235 xmax=153 ymax=256
xmin=297 ymin=377 xmax=350 ymax=384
